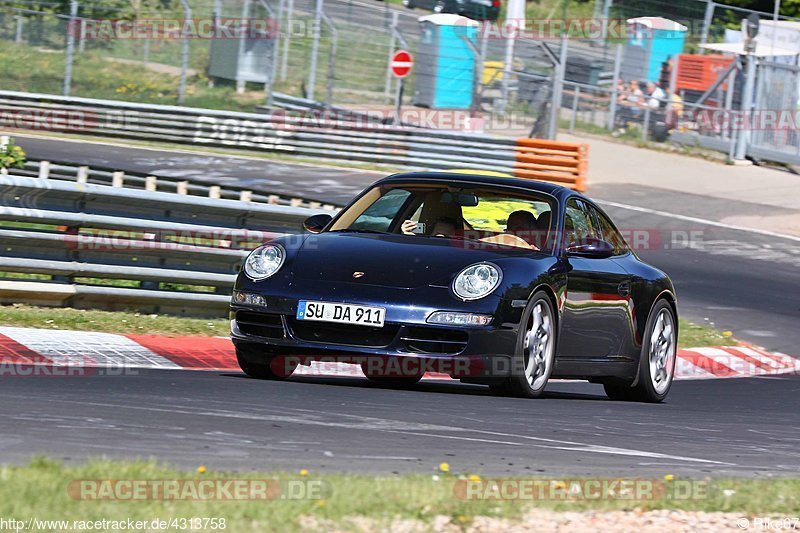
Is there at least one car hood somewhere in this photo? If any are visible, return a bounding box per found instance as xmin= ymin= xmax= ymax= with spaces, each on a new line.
xmin=290 ymin=232 xmax=540 ymax=289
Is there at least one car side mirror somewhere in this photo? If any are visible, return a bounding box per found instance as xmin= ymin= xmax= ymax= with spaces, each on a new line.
xmin=566 ymin=238 xmax=615 ymax=259
xmin=303 ymin=213 xmax=332 ymax=234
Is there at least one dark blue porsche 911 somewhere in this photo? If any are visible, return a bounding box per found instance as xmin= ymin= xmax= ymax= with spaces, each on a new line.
xmin=230 ymin=172 xmax=678 ymax=402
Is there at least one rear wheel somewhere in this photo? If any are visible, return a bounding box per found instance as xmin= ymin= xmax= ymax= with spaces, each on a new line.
xmin=235 ymin=343 xmax=296 ymax=380
xmin=490 ymin=291 xmax=556 ymax=398
xmin=604 ymin=299 xmax=676 ymax=402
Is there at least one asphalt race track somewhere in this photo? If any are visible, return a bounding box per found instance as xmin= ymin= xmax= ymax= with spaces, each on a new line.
xmin=1 ymin=369 xmax=798 ymax=476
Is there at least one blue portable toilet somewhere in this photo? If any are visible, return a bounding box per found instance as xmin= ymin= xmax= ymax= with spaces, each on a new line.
xmin=621 ymin=17 xmax=687 ymax=84
xmin=413 ymin=14 xmax=479 ymax=110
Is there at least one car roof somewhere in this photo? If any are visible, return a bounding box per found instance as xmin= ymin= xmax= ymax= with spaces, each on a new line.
xmin=375 ymin=171 xmax=582 ymax=202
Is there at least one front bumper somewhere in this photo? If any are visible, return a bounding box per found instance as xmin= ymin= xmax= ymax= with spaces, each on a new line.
xmin=229 ymin=284 xmax=521 ymax=378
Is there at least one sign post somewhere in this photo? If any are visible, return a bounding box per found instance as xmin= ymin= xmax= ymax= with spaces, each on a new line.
xmin=390 ymin=50 xmax=413 ymax=124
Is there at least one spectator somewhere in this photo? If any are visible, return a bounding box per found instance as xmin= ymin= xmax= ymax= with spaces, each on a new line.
xmin=645 ymin=81 xmax=665 ymax=109
xmin=615 ymin=79 xmax=627 ymax=103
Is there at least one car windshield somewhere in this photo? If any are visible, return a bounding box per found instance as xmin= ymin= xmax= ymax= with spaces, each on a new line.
xmin=328 ymin=183 xmax=556 ymax=252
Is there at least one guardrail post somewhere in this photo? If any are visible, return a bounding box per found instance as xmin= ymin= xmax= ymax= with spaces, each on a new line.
xmin=145 ymin=176 xmax=158 ymax=191
xmin=209 ymin=186 xmax=221 ymax=199
xmin=76 ymin=166 xmax=89 ymax=183
xmin=309 ymin=201 xmax=321 ymax=209
xmin=268 ymin=194 xmax=279 ymax=204
xmin=112 ymin=171 xmax=124 ymax=187
xmin=642 ymin=107 xmax=651 ymax=143
xmin=239 ymin=190 xmax=253 ymax=202
xmin=177 ymin=181 xmax=189 ymax=195
xmin=290 ymin=198 xmax=302 ymax=207
xmin=38 ymin=161 xmax=51 ymax=179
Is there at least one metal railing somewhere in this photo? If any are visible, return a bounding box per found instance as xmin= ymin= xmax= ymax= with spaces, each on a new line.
xmin=0 ymin=173 xmax=330 ymax=315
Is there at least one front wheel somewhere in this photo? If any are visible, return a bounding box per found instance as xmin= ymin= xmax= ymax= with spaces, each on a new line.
xmin=490 ymin=291 xmax=556 ymax=398
xmin=235 ymin=343 xmax=296 ymax=380
xmin=604 ymin=299 xmax=676 ymax=402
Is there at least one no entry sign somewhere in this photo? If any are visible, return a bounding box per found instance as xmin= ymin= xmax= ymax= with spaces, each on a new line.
xmin=390 ymin=50 xmax=413 ymax=78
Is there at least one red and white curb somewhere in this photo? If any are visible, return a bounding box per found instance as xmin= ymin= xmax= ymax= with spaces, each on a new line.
xmin=0 ymin=327 xmax=798 ymax=381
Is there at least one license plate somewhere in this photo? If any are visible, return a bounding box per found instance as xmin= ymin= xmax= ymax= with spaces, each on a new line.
xmin=296 ymin=301 xmax=385 ymax=327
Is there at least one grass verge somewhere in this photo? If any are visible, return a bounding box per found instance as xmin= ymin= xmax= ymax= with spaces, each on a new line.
xmin=0 ymin=458 xmax=797 ymax=532
xmin=0 ymin=304 xmax=228 ymax=336
xmin=0 ymin=304 xmax=737 ymax=348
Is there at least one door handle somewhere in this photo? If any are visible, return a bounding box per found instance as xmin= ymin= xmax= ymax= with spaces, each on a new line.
xmin=617 ymin=281 xmax=631 ymax=298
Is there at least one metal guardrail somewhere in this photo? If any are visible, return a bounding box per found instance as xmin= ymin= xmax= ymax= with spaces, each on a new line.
xmin=0 ymin=90 xmax=521 ymax=175
xmin=0 ymin=174 xmax=330 ymax=315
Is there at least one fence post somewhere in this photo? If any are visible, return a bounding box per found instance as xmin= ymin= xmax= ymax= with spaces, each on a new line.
xmin=280 ymin=0 xmax=293 ymax=81
xmin=700 ymin=0 xmax=715 ymax=47
xmin=384 ymin=11 xmax=399 ymax=97
xmin=15 ymin=15 xmax=24 ymax=44
xmin=112 ymin=171 xmax=124 ymax=187
xmin=569 ymin=85 xmax=580 ymax=132
xmin=145 ymin=176 xmax=158 ymax=191
xmin=734 ymin=53 xmax=756 ymax=161
xmin=265 ymin=0 xmax=286 ymax=106
xmin=642 ymin=106 xmax=650 ymax=143
xmin=63 ymin=0 xmax=78 ymax=97
xmin=546 ymin=36 xmax=568 ymax=140
xmin=321 ymin=13 xmax=337 ymax=108
xmin=178 ymin=0 xmax=192 ymax=105
xmin=307 ymin=0 xmax=323 ymax=100
xmin=606 ymin=43 xmax=623 ymax=131
xmin=237 ymin=0 xmax=251 ymax=94
xmin=78 ymin=18 xmax=86 ymax=52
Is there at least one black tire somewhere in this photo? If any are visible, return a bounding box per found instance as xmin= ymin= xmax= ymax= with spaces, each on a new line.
xmin=361 ymin=363 xmax=423 ymax=388
xmin=402 ymin=0 xmax=415 ymax=8
xmin=604 ymin=299 xmax=676 ymax=403
xmin=489 ymin=290 xmax=557 ymax=399
xmin=235 ymin=343 xmax=295 ymax=380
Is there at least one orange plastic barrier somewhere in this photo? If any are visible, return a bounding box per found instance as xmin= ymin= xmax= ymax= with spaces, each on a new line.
xmin=513 ymin=138 xmax=589 ymax=192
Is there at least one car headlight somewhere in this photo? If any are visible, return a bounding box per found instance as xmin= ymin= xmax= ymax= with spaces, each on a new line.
xmin=244 ymin=244 xmax=285 ymax=280
xmin=452 ymin=262 xmax=502 ymax=300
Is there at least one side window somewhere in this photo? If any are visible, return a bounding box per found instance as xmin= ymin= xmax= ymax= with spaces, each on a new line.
xmin=591 ymin=207 xmax=630 ymax=256
xmin=564 ymin=199 xmax=599 ymax=246
xmin=350 ymin=189 xmax=411 ymax=232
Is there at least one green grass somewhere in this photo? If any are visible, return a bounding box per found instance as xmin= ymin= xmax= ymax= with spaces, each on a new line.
xmin=0 ymin=304 xmax=228 ymax=336
xmin=0 ymin=42 xmax=265 ymax=112
xmin=679 ymin=318 xmax=736 ymax=348
xmin=0 ymin=458 xmax=797 ymax=532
